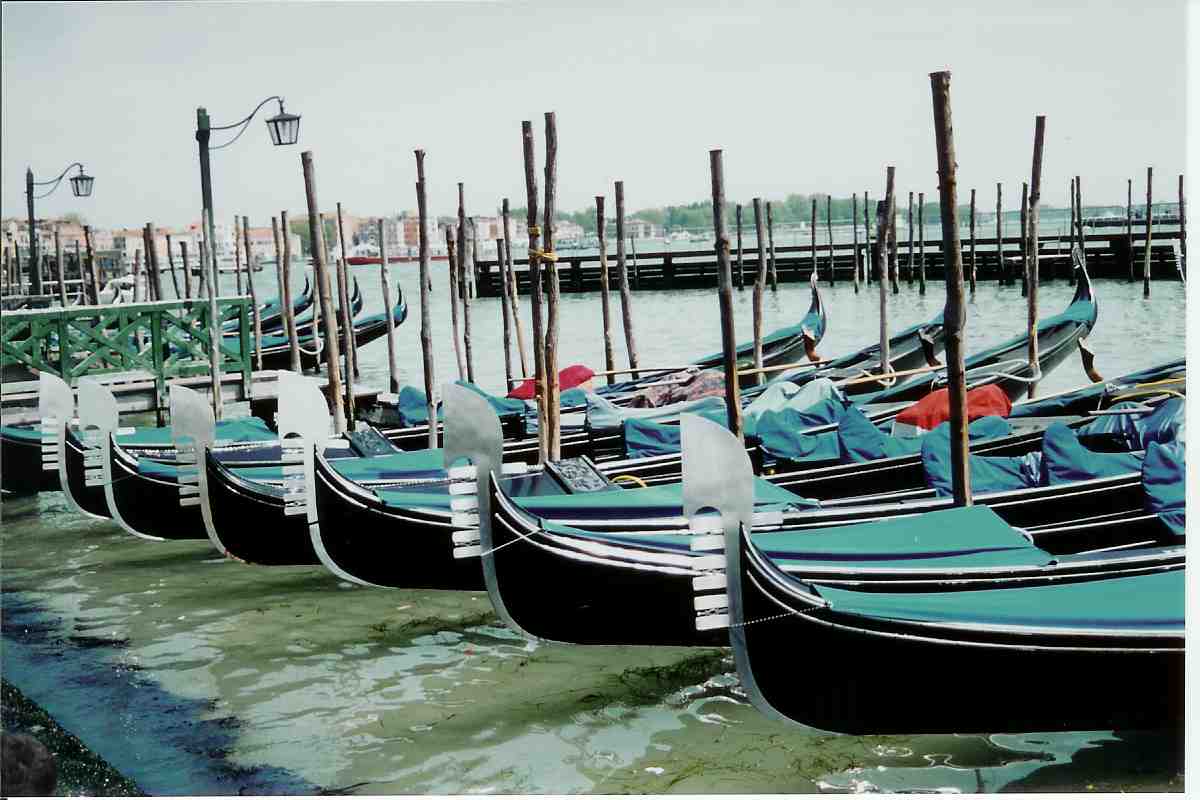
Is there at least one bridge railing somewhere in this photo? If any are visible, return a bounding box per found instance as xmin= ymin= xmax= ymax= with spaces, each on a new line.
xmin=1 ymin=297 xmax=253 ymax=407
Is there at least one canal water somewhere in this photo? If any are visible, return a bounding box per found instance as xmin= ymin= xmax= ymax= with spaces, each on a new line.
xmin=1 ymin=273 xmax=1185 ymax=794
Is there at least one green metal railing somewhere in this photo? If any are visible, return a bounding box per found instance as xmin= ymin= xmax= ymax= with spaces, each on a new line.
xmin=1 ymin=297 xmax=253 ymax=408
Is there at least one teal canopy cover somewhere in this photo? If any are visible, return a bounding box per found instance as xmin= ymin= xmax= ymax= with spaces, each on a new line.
xmin=1039 ymin=423 xmax=1143 ymax=486
xmin=921 ymin=420 xmax=1041 ymax=497
xmin=1 ymin=424 xmax=42 ymax=443
xmin=1143 ymin=441 xmax=1185 ymax=536
xmin=814 ymin=568 xmax=1184 ymax=633
xmin=622 ymin=405 xmax=731 ymax=458
xmin=390 ymin=381 xmax=527 ymax=426
xmin=121 ymin=416 xmax=274 ymax=447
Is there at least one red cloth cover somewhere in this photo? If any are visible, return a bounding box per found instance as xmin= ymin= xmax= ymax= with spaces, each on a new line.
xmin=507 ymin=364 xmax=596 ymax=399
xmin=894 ymin=384 xmax=1012 ymax=432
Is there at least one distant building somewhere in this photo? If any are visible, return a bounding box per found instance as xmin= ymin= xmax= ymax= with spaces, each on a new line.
xmin=626 ymin=218 xmax=662 ymax=239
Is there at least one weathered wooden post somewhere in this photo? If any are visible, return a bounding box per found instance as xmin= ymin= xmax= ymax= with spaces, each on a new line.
xmin=1179 ymin=174 xmax=1188 ymax=282
xmin=270 ymin=216 xmax=285 ymax=318
xmin=1067 ymin=178 xmax=1076 ymax=282
xmin=279 ymin=212 xmax=301 ymax=373
xmin=863 ymin=191 xmax=871 ymax=284
xmin=53 ymin=226 xmax=66 ymax=306
xmin=968 ymin=188 xmax=977 ymax=295
xmin=180 ymin=240 xmax=193 ymax=300
xmin=596 ymin=195 xmax=616 ymax=384
xmin=826 ymin=195 xmax=835 ymax=286
xmin=146 ymin=224 xmax=164 ymax=301
xmin=377 ymin=218 xmax=400 ymax=394
xmin=132 ymin=248 xmax=143 ymax=302
xmin=1020 ymin=182 xmax=1029 ymax=298
xmin=1027 ymin=115 xmax=1046 ymax=399
xmin=752 ymin=197 xmax=769 ymax=382
xmin=446 ymin=229 xmax=466 ymax=380
xmin=876 ymin=169 xmax=895 ymax=374
xmin=1144 ymin=167 xmax=1153 ymax=297
xmin=233 ymin=216 xmax=244 ymax=295
xmin=888 ymin=190 xmax=899 ymax=294
xmin=929 ymin=70 xmax=972 ymax=507
xmin=709 ymin=149 xmax=744 ymax=441
xmin=809 ymin=196 xmax=817 ymax=283
xmin=197 ymin=240 xmax=209 ymax=299
xmin=614 ymin=180 xmax=640 ymax=379
xmin=1126 ymin=179 xmax=1135 ymax=282
xmin=735 ymin=203 xmax=745 ymax=290
xmin=82 ymin=225 xmax=99 ymax=307
xmin=334 ymin=204 xmax=360 ymax=381
xmin=202 ymin=209 xmax=223 ymax=420
xmin=241 ymin=216 xmax=263 ymax=371
xmin=906 ymin=191 xmax=915 ymax=285
xmin=461 ymin=214 xmax=477 ymax=383
xmin=996 ymin=183 xmax=1004 ymax=284
xmin=523 ymin=121 xmax=549 ymax=462
xmin=851 ymin=193 xmax=860 ymax=293
xmin=300 ymin=151 xmax=347 ymax=432
xmin=415 ymin=150 xmax=437 ymax=447
xmin=542 ymin=111 xmax=563 ymax=460
xmin=918 ymin=191 xmax=926 ymax=295
xmin=456 ymin=184 xmax=469 ymax=306
xmin=165 ymin=233 xmax=181 ymax=298
xmin=766 ymin=201 xmax=778 ymax=291
xmin=501 ymin=197 xmax=529 ymax=376
xmin=73 ymin=240 xmax=83 ymax=301
xmin=497 ymin=235 xmax=514 ymax=387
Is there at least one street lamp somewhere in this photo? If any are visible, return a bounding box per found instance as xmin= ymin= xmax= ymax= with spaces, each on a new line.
xmin=194 ymin=96 xmax=301 ymax=277
xmin=25 ymin=162 xmax=95 ymax=295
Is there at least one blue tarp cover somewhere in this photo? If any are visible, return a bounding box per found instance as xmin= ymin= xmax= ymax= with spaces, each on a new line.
xmin=390 ymin=381 xmax=527 ymax=426
xmin=1010 ymin=358 xmax=1185 ymax=419
xmin=921 ymin=421 xmax=1041 ymax=497
xmin=622 ymin=406 xmax=731 ymax=458
xmin=1039 ymin=423 xmax=1143 ymax=486
xmin=1075 ymin=398 xmax=1185 ymax=451
xmin=1143 ymin=441 xmax=1186 ymax=537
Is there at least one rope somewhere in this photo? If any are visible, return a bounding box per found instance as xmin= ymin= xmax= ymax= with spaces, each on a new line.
xmin=528 ymin=248 xmax=558 ymax=263
xmin=1110 ymin=388 xmax=1187 ymax=403
xmin=610 ymin=474 xmax=648 ymax=488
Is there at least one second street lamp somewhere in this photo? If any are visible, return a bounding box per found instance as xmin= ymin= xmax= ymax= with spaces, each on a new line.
xmin=25 ymin=162 xmax=95 ymax=296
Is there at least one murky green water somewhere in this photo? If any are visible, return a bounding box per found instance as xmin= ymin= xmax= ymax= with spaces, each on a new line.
xmin=1 ymin=277 xmax=1185 ymax=794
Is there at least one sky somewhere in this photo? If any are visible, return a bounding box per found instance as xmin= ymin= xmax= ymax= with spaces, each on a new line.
xmin=0 ymin=0 xmax=1189 ymax=229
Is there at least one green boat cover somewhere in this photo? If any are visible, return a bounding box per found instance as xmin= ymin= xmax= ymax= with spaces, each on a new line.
xmin=1009 ymin=358 xmax=1185 ymax=419
xmin=1143 ymin=441 xmax=1185 ymax=537
xmin=6 ymin=415 xmax=273 ymax=447
xmin=814 ymin=568 xmax=1184 ymax=633
xmin=1 ymin=424 xmax=42 ymax=444
xmin=137 ymin=447 xmax=449 ymax=484
xmin=541 ymin=505 xmax=1050 ymax=571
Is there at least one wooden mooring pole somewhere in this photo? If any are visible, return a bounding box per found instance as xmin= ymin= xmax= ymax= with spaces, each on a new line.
xmin=969 ymin=188 xmax=977 ymax=295
xmin=1127 ymin=179 xmax=1135 ymax=282
xmin=826 ymin=195 xmax=834 ymax=287
xmin=542 ymin=111 xmax=562 ymax=461
xmin=1178 ymin=174 xmax=1187 ymax=282
xmin=498 ymin=235 xmax=514 ymax=388
xmin=202 ymin=209 xmax=223 ymax=421
xmin=767 ymin=201 xmax=778 ymax=291
xmin=300 ymin=151 xmax=346 ymax=433
xmin=876 ymin=169 xmax=895 ymax=373
xmin=929 ymin=70 xmax=971 ymax=508
xmin=863 ymin=191 xmax=871 ymax=284
xmin=596 ymin=195 xmax=616 ymax=384
xmin=446 ymin=230 xmax=466 ymax=380
xmin=523 ymin=120 xmax=548 ymax=463
xmin=1027 ymin=115 xmax=1046 ymax=399
xmin=234 ymin=216 xmax=243 ymax=295
xmin=614 ymin=181 xmax=639 ymax=380
xmin=84 ymin=226 xmax=99 ymax=305
xmin=279 ymin=212 xmax=301 ymax=373
xmin=709 ymin=149 xmax=743 ymax=441
xmin=1144 ymin=167 xmax=1153 ymax=297
xmin=53 ymin=226 xmax=66 ymax=307
xmin=180 ymin=241 xmax=192 ymax=300
xmin=501 ymin=198 xmax=529 ymax=377
xmin=197 ymin=240 xmax=209 ymax=299
xmin=906 ymin=191 xmax=915 ymax=285
xmin=851 ymin=193 xmax=860 ymax=293
xmin=752 ymin=197 xmax=768 ymax=382
xmin=378 ymin=217 xmax=400 ymax=394
xmin=335 ymin=204 xmax=360 ymax=382
xmin=165 ymin=233 xmax=181 ymax=298
xmin=735 ymin=203 xmax=745 ymax=290
xmin=73 ymin=240 xmax=83 ymax=301
xmin=456 ymin=186 xmax=475 ymax=382
xmin=132 ymin=248 xmax=142 ymax=302
xmin=888 ymin=191 xmax=899 ymax=294
xmin=809 ymin=197 xmax=817 ymax=283
xmin=918 ymin=192 xmax=926 ymax=295
xmin=1020 ymin=182 xmax=1029 ymax=298
xmin=415 ymin=150 xmax=437 ymax=447
xmin=242 ymin=216 xmax=263 ymax=372
xmin=996 ymin=183 xmax=1004 ymax=285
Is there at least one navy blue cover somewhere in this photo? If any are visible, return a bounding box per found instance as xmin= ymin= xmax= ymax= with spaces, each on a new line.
xmin=391 ymin=381 xmax=527 ymax=426
xmin=1076 ymin=398 xmax=1185 ymax=451
xmin=622 ymin=406 xmax=730 ymax=458
xmin=1010 ymin=358 xmax=1185 ymax=419
xmin=1039 ymin=423 xmax=1143 ymax=485
xmin=839 ymin=410 xmax=1011 ymax=465
xmin=1143 ymin=441 xmax=1185 ymax=536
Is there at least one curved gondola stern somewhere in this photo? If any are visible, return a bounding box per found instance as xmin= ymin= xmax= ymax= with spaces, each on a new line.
xmin=801 ymin=270 xmax=827 ymax=361
xmin=443 ymin=382 xmax=531 ymax=637
xmin=78 ymin=378 xmax=152 ymax=538
xmin=680 ymin=413 xmax=797 ymax=727
xmin=171 ymin=385 xmax=222 ymax=554
xmin=40 ymin=373 xmax=79 ymax=511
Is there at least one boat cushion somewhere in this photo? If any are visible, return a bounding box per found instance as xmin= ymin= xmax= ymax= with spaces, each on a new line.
xmin=1143 ymin=441 xmax=1185 ymax=537
xmin=892 ymin=384 xmax=1012 ymax=436
xmin=813 ymin=569 xmax=1184 ymax=632
xmin=622 ymin=405 xmax=732 ymax=458
xmin=921 ymin=424 xmax=1041 ymax=497
xmin=1039 ymin=423 xmax=1143 ymax=486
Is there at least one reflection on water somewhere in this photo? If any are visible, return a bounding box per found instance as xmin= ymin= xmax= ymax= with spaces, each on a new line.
xmin=1 ymin=277 xmax=1185 ymax=794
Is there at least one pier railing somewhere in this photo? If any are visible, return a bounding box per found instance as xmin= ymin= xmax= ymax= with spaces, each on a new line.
xmin=1 ymin=297 xmax=253 ymax=409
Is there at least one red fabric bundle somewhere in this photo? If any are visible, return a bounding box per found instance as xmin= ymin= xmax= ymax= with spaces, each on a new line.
xmin=507 ymin=364 xmax=596 ymax=399
xmin=893 ymin=384 xmax=1012 ymax=433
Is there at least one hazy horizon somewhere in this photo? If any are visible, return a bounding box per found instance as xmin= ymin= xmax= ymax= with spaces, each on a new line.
xmin=2 ymin=1 xmax=1188 ymax=231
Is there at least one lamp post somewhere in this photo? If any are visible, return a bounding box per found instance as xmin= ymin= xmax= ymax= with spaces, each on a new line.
xmin=26 ymin=162 xmax=94 ymax=295
xmin=194 ymin=97 xmax=300 ymax=289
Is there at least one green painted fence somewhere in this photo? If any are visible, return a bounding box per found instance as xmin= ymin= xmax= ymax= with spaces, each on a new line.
xmin=1 ymin=298 xmax=253 ymax=407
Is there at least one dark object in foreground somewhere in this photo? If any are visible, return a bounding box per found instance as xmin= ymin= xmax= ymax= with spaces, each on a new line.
xmin=1 ymin=732 xmax=57 ymax=796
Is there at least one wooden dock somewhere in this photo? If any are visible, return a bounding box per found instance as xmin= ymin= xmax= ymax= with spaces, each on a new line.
xmin=473 ymin=229 xmax=1183 ymax=296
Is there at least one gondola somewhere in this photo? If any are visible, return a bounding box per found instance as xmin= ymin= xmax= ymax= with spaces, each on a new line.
xmin=221 ymin=275 xmax=313 ymax=336
xmin=721 ymin=524 xmax=1183 ymax=733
